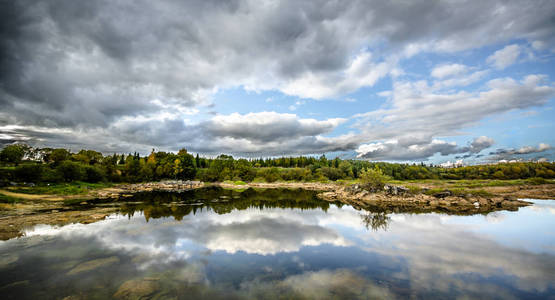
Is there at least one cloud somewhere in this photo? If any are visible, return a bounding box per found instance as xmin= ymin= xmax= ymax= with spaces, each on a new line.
xmin=202 ymin=112 xmax=344 ymax=143
xmin=487 ymin=44 xmax=521 ymax=69
xmin=490 ymin=143 xmax=552 ymax=157
xmin=355 ymin=136 xmax=495 ymax=161
xmin=0 ymin=112 xmax=355 ymax=156
xmin=431 ymin=64 xmax=468 ymax=78
xmin=1 ymin=0 xmax=555 ymax=155
xmin=280 ymin=52 xmax=395 ymax=99
xmin=356 ymin=139 xmax=459 ymax=161
xmin=354 ymin=75 xmax=554 ymax=152
xmin=431 ymin=70 xmax=489 ymax=90
xmin=468 ymin=136 xmax=496 ymax=153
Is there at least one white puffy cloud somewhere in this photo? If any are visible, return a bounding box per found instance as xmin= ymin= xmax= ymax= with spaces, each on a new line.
xmin=355 ymin=75 xmax=555 ymax=148
xmin=490 ymin=143 xmax=552 ymax=157
xmin=431 ymin=70 xmax=489 ymax=90
xmin=431 ymin=64 xmax=468 ymax=78
xmin=356 ymin=139 xmax=460 ymax=161
xmin=487 ymin=44 xmax=521 ymax=69
xmin=355 ymin=136 xmax=495 ymax=161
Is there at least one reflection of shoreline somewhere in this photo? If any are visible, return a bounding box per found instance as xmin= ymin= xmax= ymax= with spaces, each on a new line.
xmin=119 ymin=187 xmax=335 ymax=221
xmin=20 ymin=204 xmax=352 ymax=256
xmin=5 ymin=199 xmax=555 ymax=299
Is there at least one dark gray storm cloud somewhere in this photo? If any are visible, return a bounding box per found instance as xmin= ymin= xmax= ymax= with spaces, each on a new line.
xmin=1 ymin=0 xmax=554 ymax=156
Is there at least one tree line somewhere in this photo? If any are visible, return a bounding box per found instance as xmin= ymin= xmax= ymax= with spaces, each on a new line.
xmin=0 ymin=144 xmax=554 ymax=185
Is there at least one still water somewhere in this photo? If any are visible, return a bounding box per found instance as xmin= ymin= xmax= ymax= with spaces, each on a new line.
xmin=1 ymin=188 xmax=554 ymax=299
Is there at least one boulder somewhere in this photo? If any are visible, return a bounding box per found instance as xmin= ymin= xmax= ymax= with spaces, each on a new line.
xmin=433 ymin=190 xmax=452 ymax=198
xmin=384 ymin=184 xmax=409 ymax=196
xmin=345 ymin=184 xmax=363 ymax=194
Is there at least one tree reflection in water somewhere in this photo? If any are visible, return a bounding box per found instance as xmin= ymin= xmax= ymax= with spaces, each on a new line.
xmin=361 ymin=212 xmax=391 ymax=231
xmin=116 ymin=187 xmax=342 ymax=221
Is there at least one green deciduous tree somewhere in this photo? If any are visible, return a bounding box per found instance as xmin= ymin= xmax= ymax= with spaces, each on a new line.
xmin=0 ymin=144 xmax=25 ymax=165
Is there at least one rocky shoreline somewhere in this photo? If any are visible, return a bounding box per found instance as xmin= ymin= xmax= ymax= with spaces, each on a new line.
xmin=91 ymin=180 xmax=205 ymax=199
xmin=89 ymin=180 xmax=534 ymax=214
xmin=58 ymin=180 xmax=539 ymax=212
xmin=317 ymin=184 xmax=531 ymax=214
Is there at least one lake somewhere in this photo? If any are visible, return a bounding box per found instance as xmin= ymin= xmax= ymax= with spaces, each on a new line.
xmin=1 ymin=188 xmax=554 ymax=299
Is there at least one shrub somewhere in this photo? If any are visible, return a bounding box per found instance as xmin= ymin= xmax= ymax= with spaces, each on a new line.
xmin=236 ymin=168 xmax=256 ymax=182
xmin=359 ymin=167 xmax=390 ymax=191
xmin=41 ymin=168 xmax=64 ymax=183
xmin=85 ymin=166 xmax=106 ymax=182
xmin=197 ymin=168 xmax=219 ymax=182
xmin=281 ymin=168 xmax=312 ymax=181
xmin=527 ymin=177 xmax=547 ymax=185
xmin=14 ymin=164 xmax=43 ymax=182
xmin=320 ymin=167 xmax=344 ymax=181
xmin=0 ymin=168 xmax=14 ymax=184
xmin=259 ymin=168 xmax=281 ymax=182
xmin=57 ymin=161 xmax=85 ymax=182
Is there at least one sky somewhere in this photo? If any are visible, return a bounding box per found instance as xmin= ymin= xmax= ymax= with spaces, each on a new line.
xmin=1 ymin=0 xmax=554 ymax=164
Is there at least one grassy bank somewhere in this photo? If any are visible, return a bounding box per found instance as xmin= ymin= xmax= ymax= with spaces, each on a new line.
xmin=387 ymin=177 xmax=553 ymax=188
xmin=0 ymin=193 xmax=22 ymax=203
xmin=4 ymin=181 xmax=113 ymax=195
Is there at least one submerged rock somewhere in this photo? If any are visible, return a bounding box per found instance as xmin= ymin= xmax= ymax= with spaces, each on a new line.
xmin=67 ymin=256 xmax=120 ymax=275
xmin=113 ymin=278 xmax=160 ymax=300
xmin=0 ymin=253 xmax=19 ymax=265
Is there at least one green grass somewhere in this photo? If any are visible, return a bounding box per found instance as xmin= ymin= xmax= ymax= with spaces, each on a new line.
xmin=0 ymin=193 xmax=23 ymax=203
xmin=422 ymin=187 xmax=493 ymax=197
xmin=6 ymin=181 xmax=113 ymax=195
xmin=387 ymin=178 xmax=553 ymax=188
xmin=405 ymin=185 xmax=422 ymax=194
xmin=222 ymin=180 xmax=248 ymax=185
xmin=63 ymin=198 xmax=90 ymax=205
